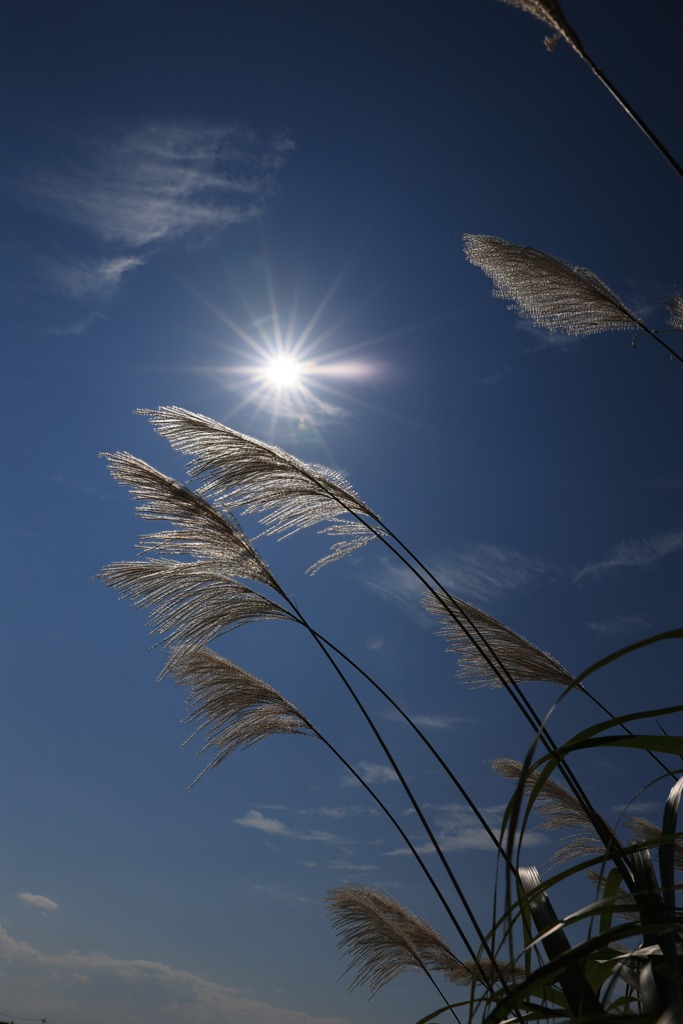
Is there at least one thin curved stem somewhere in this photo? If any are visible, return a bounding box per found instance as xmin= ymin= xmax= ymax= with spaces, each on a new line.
xmin=308 ymin=625 xmax=513 ymax=867
xmin=632 ymin=318 xmax=683 ymax=364
xmin=579 ymin=51 xmax=683 ymax=184
xmin=288 ymin=598 xmax=503 ymax=976
xmin=313 ymin=731 xmax=463 ymax=1018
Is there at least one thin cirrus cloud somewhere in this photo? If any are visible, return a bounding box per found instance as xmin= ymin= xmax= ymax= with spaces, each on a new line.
xmin=21 ymin=121 xmax=293 ymax=300
xmin=0 ymin=923 xmax=351 ymax=1024
xmin=385 ymin=802 xmax=547 ymax=857
xmin=586 ymin=614 xmax=650 ymax=635
xmin=234 ymin=808 xmax=342 ymax=843
xmin=341 ymin=761 xmax=399 ymax=788
xmin=368 ymin=543 xmax=551 ymax=616
xmin=575 ymin=526 xmax=683 ymax=583
xmin=17 ymin=892 xmax=58 ymax=912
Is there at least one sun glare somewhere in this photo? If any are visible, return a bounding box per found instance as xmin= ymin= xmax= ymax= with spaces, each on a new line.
xmin=264 ymin=355 xmax=304 ymax=388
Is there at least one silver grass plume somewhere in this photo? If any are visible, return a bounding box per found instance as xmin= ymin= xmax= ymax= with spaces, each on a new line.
xmin=423 ymin=592 xmax=574 ymax=688
xmin=668 ymin=296 xmax=683 ymax=330
xmin=495 ymin=0 xmax=583 ymax=55
xmin=628 ymin=817 xmax=683 ymax=874
xmin=493 ymin=758 xmax=605 ymax=864
xmin=140 ymin=406 xmax=383 ymax=569
xmin=165 ymin=647 xmax=314 ymax=786
xmin=103 ymin=452 xmax=279 ymax=591
xmin=98 ymin=559 xmax=293 ymax=650
xmin=463 ymin=234 xmax=638 ymax=337
xmin=326 ymin=885 xmax=463 ymax=994
xmin=587 ymin=870 xmax=641 ymax=922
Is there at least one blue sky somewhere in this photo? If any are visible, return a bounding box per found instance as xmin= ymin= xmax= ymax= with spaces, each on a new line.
xmin=3 ymin=2 xmax=682 ymax=1023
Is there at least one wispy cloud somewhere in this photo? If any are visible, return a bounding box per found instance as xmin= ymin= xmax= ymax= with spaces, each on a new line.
xmin=234 ymin=809 xmax=342 ymax=843
xmin=45 ymin=254 xmax=145 ymax=299
xmin=385 ymin=802 xmax=546 ymax=857
xmin=410 ymin=714 xmax=465 ymax=729
xmin=382 ymin=711 xmax=465 ymax=729
xmin=328 ymin=860 xmax=378 ymax=873
xmin=17 ymin=892 xmax=58 ymax=912
xmin=575 ymin=526 xmax=683 ymax=582
xmin=297 ymin=805 xmax=378 ymax=819
xmin=17 ymin=121 xmax=292 ymax=303
xmin=341 ymin=761 xmax=399 ymax=788
xmin=586 ymin=614 xmax=650 ymax=635
xmin=479 ymin=364 xmax=511 ymax=386
xmin=0 ymin=923 xmax=351 ymax=1024
xmin=368 ymin=544 xmax=551 ymax=614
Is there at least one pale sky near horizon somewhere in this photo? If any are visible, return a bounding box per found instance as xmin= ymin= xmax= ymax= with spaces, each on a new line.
xmin=3 ymin=3 xmax=683 ymax=1023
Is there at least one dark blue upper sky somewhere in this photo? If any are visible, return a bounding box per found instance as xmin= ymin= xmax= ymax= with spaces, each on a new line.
xmin=2 ymin=3 xmax=682 ymax=1023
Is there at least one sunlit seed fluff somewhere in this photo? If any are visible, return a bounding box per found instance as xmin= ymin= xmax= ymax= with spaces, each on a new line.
xmin=102 ymin=451 xmax=278 ymax=590
xmin=164 ymin=647 xmax=314 ymax=786
xmin=98 ymin=559 xmax=293 ymax=650
xmin=667 ymin=295 xmax=683 ymax=330
xmin=492 ymin=758 xmax=604 ymax=864
xmin=463 ymin=234 xmax=638 ymax=336
xmin=139 ymin=407 xmax=379 ymax=554
xmin=495 ymin=0 xmax=583 ymax=54
xmin=326 ymin=885 xmax=462 ymax=994
xmin=628 ymin=816 xmax=683 ymax=873
xmin=423 ymin=592 xmax=574 ymax=688
xmin=308 ymin=520 xmax=380 ymax=575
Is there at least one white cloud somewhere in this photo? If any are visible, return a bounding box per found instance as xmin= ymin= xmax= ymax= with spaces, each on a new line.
xmin=17 ymin=892 xmax=58 ymax=912
xmin=575 ymin=526 xmax=683 ymax=582
xmin=0 ymin=923 xmax=351 ymax=1024
xmin=383 ymin=711 xmax=465 ymax=729
xmin=29 ymin=123 xmax=292 ymax=248
xmin=411 ymin=714 xmax=464 ymax=728
xmin=235 ymin=809 xmax=296 ymax=836
xmin=234 ymin=809 xmax=342 ymax=843
xmin=297 ymin=805 xmax=379 ymax=819
xmin=46 ymin=254 xmax=145 ymax=299
xmin=586 ymin=614 xmax=650 ymax=635
xmin=328 ymin=860 xmax=378 ymax=873
xmin=368 ymin=544 xmax=550 ymax=613
xmin=341 ymin=761 xmax=399 ymax=788
xmin=385 ymin=802 xmax=547 ymax=857
xmin=18 ymin=121 xmax=292 ymax=303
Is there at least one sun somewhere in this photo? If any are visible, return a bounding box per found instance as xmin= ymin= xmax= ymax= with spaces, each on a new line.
xmin=264 ymin=354 xmax=304 ymax=388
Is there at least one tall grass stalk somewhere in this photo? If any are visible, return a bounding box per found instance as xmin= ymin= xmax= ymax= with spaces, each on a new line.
xmin=100 ymin=6 xmax=682 ymax=1021
xmin=101 ymin=412 xmax=682 ymax=1022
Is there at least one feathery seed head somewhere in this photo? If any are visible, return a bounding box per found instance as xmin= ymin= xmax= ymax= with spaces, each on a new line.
xmin=102 ymin=451 xmax=279 ymax=591
xmin=424 ymin=592 xmax=574 ymax=688
xmin=493 ymin=758 xmax=604 ymax=863
xmin=667 ymin=295 xmax=683 ymax=330
xmin=628 ymin=817 xmax=683 ymax=873
xmin=165 ymin=647 xmax=314 ymax=785
xmin=495 ymin=0 xmax=583 ymax=54
xmin=139 ymin=406 xmax=381 ymax=570
xmin=98 ymin=559 xmax=293 ymax=650
xmin=326 ymin=885 xmax=462 ymax=994
xmin=463 ymin=234 xmax=637 ymax=336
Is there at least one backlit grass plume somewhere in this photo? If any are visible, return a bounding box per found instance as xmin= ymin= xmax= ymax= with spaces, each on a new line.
xmin=139 ymin=406 xmax=383 ymax=568
xmin=494 ymin=1 xmax=683 ymax=183
xmin=463 ymin=234 xmax=637 ymax=336
xmin=165 ymin=647 xmax=315 ymax=785
xmin=99 ymin=451 xmax=295 ymax=648
xmin=463 ymin=234 xmax=683 ymax=363
xmin=101 ymin=405 xmax=683 ymax=1022
xmin=424 ymin=591 xmax=574 ymax=688
xmin=495 ymin=0 xmax=582 ymax=54
xmin=103 ymin=451 xmax=279 ymax=589
xmin=98 ymin=559 xmax=294 ymax=650
xmin=492 ymin=757 xmax=607 ymax=864
xmin=326 ymin=885 xmax=463 ymax=994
